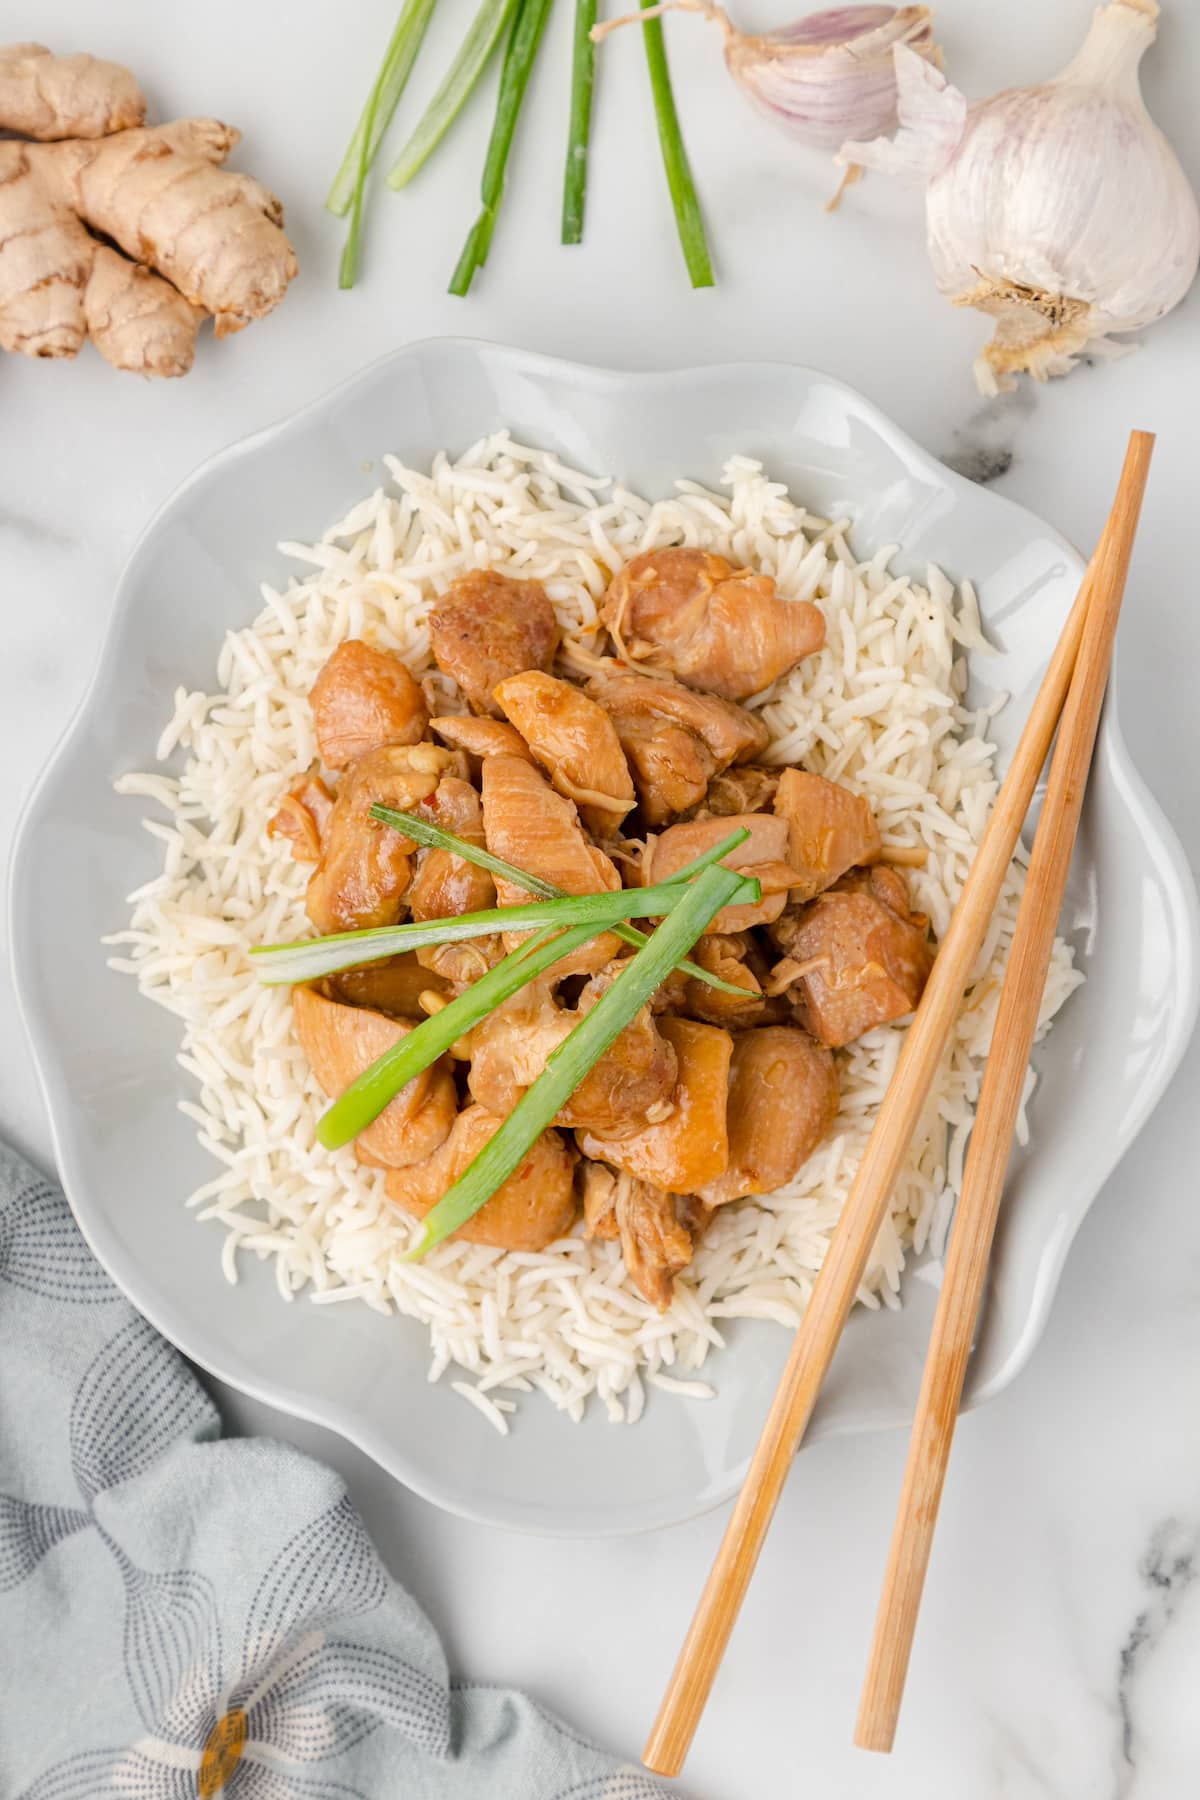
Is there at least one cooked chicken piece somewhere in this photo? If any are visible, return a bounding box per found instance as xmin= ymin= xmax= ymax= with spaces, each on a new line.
xmin=577 ymin=1017 xmax=733 ymax=1193
xmin=587 ymin=672 xmax=768 ymax=825
xmin=430 ymin=714 xmax=533 ymax=764
xmin=328 ymin=952 xmax=450 ymax=1019
xmin=767 ymin=866 xmax=933 ymax=1047
xmin=267 ymin=768 xmax=335 ymax=864
xmin=644 ymin=813 xmax=804 ymax=933
xmin=384 ymin=1104 xmax=577 ymax=1251
xmin=467 ymin=969 xmax=677 ymax=1140
xmin=493 ymin=671 xmax=636 ymax=837
xmin=293 ymin=987 xmax=456 ymax=1170
xmin=309 ymin=639 xmax=430 ymax=769
xmin=680 ymin=932 xmax=786 ymax=1028
xmin=698 ymin=1027 xmax=839 ymax=1208
xmin=305 ymin=743 xmax=453 ymax=934
xmin=403 ymin=776 xmax=501 ymax=985
xmin=481 ymin=754 xmax=622 ymax=975
xmin=695 ymin=763 xmax=781 ymax=818
xmin=602 ymin=547 xmax=825 ymax=701
xmin=580 ymin=1160 xmax=620 ymax=1239
xmin=428 ymin=570 xmax=560 ymax=717
xmin=773 ymin=769 xmax=881 ymax=901
xmin=561 ymin=964 xmax=678 ymax=1137
xmin=583 ymin=1164 xmax=696 ymax=1310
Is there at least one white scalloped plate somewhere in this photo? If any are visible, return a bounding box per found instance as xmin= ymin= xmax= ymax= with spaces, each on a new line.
xmin=11 ymin=342 xmax=1199 ymax=1535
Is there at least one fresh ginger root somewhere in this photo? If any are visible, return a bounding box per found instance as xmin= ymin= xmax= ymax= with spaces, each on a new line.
xmin=0 ymin=44 xmax=297 ymax=377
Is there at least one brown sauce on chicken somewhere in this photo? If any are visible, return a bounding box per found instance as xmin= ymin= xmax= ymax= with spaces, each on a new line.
xmin=269 ymin=557 xmax=933 ymax=1309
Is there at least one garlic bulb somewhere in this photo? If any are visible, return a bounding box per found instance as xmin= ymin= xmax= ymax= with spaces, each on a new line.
xmin=843 ymin=0 xmax=1200 ymax=393
xmin=596 ymin=5 xmax=943 ymax=157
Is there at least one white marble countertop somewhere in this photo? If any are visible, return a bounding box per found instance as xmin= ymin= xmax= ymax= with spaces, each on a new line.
xmin=3 ymin=2 xmax=1200 ymax=1793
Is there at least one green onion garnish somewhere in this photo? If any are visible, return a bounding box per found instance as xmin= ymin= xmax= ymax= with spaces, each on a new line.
xmin=330 ymin=0 xmax=441 ymax=287
xmin=448 ymin=0 xmax=556 ymax=296
xmin=562 ymin=0 xmax=599 ymax=245
xmin=406 ymin=862 xmax=752 ymax=1254
xmin=315 ymin=922 xmax=596 ymax=1150
xmin=639 ymin=0 xmax=713 ymax=288
xmin=386 ymin=0 xmax=521 ymax=191
xmin=367 ymin=806 xmax=750 ymax=992
xmin=252 ymin=875 xmax=723 ymax=985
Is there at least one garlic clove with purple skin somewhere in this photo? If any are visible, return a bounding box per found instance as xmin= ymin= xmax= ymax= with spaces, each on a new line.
xmin=594 ymin=4 xmax=943 ymax=179
xmin=842 ymin=0 xmax=1200 ymax=394
xmin=721 ymin=5 xmax=942 ymax=151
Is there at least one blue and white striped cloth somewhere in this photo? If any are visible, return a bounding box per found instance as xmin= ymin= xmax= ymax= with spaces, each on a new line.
xmin=0 ymin=1139 xmax=678 ymax=1800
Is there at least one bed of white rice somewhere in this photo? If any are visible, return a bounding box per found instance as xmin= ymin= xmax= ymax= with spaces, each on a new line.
xmin=106 ymin=432 xmax=1082 ymax=1434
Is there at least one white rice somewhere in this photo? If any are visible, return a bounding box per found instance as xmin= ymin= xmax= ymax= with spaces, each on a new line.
xmin=107 ymin=432 xmax=1083 ymax=1428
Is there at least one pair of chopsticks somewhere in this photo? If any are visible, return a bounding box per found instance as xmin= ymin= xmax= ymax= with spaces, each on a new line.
xmin=643 ymin=429 xmax=1155 ymax=1777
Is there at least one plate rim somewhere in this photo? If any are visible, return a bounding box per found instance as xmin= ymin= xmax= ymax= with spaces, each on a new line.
xmin=10 ymin=338 xmax=1200 ymax=1535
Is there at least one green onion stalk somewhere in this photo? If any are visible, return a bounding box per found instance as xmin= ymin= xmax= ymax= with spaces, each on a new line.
xmin=449 ymin=0 xmax=557 ymax=296
xmin=387 ymin=0 xmax=521 ymax=190
xmin=406 ymin=861 xmax=753 ymax=1254
xmin=330 ymin=0 xmax=441 ymax=287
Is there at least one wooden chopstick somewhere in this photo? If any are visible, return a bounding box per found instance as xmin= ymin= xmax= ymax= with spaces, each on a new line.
xmin=642 ymin=436 xmax=1143 ymax=1781
xmin=854 ymin=428 xmax=1154 ymax=1754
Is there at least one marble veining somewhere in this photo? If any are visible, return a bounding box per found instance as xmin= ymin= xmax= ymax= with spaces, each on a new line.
xmin=1115 ymin=1518 xmax=1197 ymax=1791
xmin=941 ymin=385 xmax=1037 ymax=486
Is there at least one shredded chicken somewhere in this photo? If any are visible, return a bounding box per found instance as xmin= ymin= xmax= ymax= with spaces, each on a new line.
xmin=580 ymin=1165 xmax=695 ymax=1313
xmin=267 ymin=768 xmax=334 ymax=864
xmin=602 ymin=546 xmax=825 ymax=700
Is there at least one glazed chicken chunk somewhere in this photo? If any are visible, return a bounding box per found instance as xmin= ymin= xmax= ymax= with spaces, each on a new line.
xmin=587 ymin=672 xmax=769 ymax=825
xmin=767 ymin=865 xmax=932 ymax=1047
xmin=481 ymin=754 xmax=623 ymax=974
xmin=328 ymin=952 xmax=450 ymax=1020
xmin=773 ymin=768 xmax=881 ymax=901
xmin=698 ymin=1027 xmax=839 ymax=1208
xmin=679 ymin=932 xmax=783 ymax=1028
xmin=577 ymin=1016 xmax=733 ymax=1194
xmin=404 ymin=775 xmax=499 ymax=984
xmin=602 ymin=547 xmax=825 ymax=701
xmin=429 ymin=714 xmax=532 ymax=764
xmin=309 ymin=639 xmax=429 ymax=769
xmin=304 ymin=743 xmax=454 ymax=934
xmin=493 ymin=670 xmax=636 ymax=837
xmin=467 ymin=968 xmax=678 ymax=1139
xmin=385 ymin=1105 xmax=577 ymax=1252
xmin=643 ymin=812 xmax=804 ymax=934
xmin=293 ymin=987 xmax=456 ymax=1171
xmin=428 ymin=570 xmax=560 ymax=717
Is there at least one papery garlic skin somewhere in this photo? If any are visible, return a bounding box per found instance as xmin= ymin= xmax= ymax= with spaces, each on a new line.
xmin=726 ymin=5 xmax=941 ymax=150
xmin=844 ymin=0 xmax=1200 ymax=392
xmin=605 ymin=3 xmax=943 ymax=155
